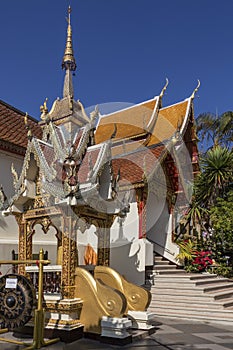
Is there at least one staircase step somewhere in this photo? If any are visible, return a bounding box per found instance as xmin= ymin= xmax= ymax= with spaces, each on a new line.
xmin=152 ymin=269 xmax=185 ymax=275
xmin=150 ymin=286 xmax=233 ymax=301
xmin=149 ymin=254 xmax=233 ymax=324
xmin=153 ymin=278 xmax=231 ymax=288
xmin=154 ymin=260 xmax=173 ymax=266
xmin=195 ymin=277 xmax=230 ymax=286
xmin=208 ymin=288 xmax=233 ymax=299
xmin=189 ymin=273 xmax=218 ymax=280
xmin=149 ymin=303 xmax=233 ymax=315
xmin=202 ymin=282 xmax=233 ymax=293
xmin=154 ymin=256 xmax=164 ymax=261
xmin=148 ymin=306 xmax=233 ymax=324
xmin=152 ymin=273 xmax=218 ymax=280
xmin=153 ymin=264 xmax=179 ymax=270
xmin=149 ymin=297 xmax=233 ymax=309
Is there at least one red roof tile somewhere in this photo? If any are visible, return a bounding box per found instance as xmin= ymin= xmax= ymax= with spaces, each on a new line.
xmin=78 ymin=148 xmax=101 ymax=183
xmin=112 ymin=144 xmax=166 ymax=186
xmin=0 ymin=100 xmax=42 ymax=151
xmin=73 ymin=128 xmax=84 ymax=150
xmin=38 ymin=141 xmax=55 ymax=167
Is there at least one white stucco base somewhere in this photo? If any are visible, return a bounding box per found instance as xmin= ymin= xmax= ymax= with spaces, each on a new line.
xmin=101 ymin=316 xmax=132 ymax=339
xmin=127 ymin=310 xmax=155 ymax=330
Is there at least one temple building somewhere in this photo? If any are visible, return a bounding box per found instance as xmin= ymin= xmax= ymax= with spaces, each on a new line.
xmin=0 ymin=7 xmax=199 ymax=290
xmin=0 ymin=101 xmax=41 ymax=274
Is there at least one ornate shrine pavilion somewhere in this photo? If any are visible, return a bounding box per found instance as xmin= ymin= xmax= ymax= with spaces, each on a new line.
xmin=0 ymin=6 xmax=199 ymax=307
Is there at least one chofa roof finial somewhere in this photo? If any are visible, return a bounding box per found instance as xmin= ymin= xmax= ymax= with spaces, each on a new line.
xmin=191 ymin=79 xmax=201 ymax=99
xmin=159 ymin=78 xmax=169 ymax=98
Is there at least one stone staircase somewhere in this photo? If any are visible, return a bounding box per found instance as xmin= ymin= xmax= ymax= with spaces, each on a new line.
xmin=147 ymin=255 xmax=233 ymax=325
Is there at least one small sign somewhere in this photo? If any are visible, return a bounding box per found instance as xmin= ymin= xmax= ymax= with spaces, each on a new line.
xmin=5 ymin=278 xmax=18 ymax=289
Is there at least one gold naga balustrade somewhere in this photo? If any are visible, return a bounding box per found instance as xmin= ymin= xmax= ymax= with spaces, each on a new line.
xmin=74 ymin=267 xmax=127 ymax=334
xmin=94 ymin=266 xmax=151 ymax=313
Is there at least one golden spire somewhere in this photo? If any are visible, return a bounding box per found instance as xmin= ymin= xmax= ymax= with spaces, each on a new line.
xmin=62 ymin=6 xmax=76 ymax=71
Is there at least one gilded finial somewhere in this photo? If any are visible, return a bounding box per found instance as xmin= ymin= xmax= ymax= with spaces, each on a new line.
xmin=11 ymin=163 xmax=19 ymax=188
xmin=159 ymin=78 xmax=169 ymax=98
xmin=24 ymin=112 xmax=28 ymax=126
xmin=191 ymin=79 xmax=201 ymax=99
xmin=68 ymin=5 xmax=71 ymax=25
xmin=27 ymin=129 xmax=32 ymax=140
xmin=40 ymin=98 xmax=48 ymax=119
xmin=62 ymin=6 xmax=76 ymax=71
xmin=90 ymin=105 xmax=99 ymax=121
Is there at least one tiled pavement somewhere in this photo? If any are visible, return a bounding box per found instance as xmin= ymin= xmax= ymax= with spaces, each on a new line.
xmin=0 ymin=317 xmax=233 ymax=350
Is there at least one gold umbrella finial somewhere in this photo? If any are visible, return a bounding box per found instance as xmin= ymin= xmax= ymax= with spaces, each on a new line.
xmin=62 ymin=5 xmax=76 ymax=71
xmin=68 ymin=5 xmax=71 ymax=25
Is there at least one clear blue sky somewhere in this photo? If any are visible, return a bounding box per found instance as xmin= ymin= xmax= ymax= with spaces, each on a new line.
xmin=0 ymin=0 xmax=232 ymax=120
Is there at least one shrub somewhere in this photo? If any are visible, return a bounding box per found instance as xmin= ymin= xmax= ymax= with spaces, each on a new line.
xmin=191 ymin=250 xmax=213 ymax=272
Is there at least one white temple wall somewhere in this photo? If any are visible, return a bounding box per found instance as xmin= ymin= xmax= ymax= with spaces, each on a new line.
xmin=109 ymin=202 xmax=147 ymax=285
xmin=0 ymin=150 xmax=23 ymax=198
xmin=32 ymin=225 xmax=58 ymax=265
xmin=0 ymin=150 xmax=24 ymax=273
xmin=146 ymin=190 xmax=179 ymax=263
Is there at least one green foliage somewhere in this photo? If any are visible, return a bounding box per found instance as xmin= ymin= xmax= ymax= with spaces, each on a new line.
xmin=177 ymin=111 xmax=233 ymax=276
xmin=196 ymin=111 xmax=233 ymax=149
xmin=196 ymin=146 xmax=233 ymax=206
xmin=176 ymin=239 xmax=197 ymax=265
xmin=210 ymin=191 xmax=233 ymax=234
xmin=209 ymin=190 xmax=233 ymax=268
xmin=184 ymin=264 xmax=199 ymax=273
xmin=207 ymin=263 xmax=233 ymax=278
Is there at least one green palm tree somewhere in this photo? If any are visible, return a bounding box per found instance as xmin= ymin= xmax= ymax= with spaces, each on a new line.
xmin=196 ymin=111 xmax=233 ymax=149
xmin=217 ymin=111 xmax=233 ymax=146
xmin=199 ymin=146 xmax=233 ymax=205
xmin=196 ymin=113 xmax=218 ymax=147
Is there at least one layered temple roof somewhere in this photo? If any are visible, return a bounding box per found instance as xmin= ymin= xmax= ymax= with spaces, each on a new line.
xmin=95 ymin=97 xmax=159 ymax=144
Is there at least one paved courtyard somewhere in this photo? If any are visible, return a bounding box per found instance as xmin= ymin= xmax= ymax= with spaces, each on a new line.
xmin=0 ymin=317 xmax=233 ymax=350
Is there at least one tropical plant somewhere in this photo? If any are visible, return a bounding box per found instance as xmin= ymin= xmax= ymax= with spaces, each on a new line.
xmin=176 ymin=239 xmax=197 ymax=265
xmin=178 ymin=109 xmax=233 ymax=275
xmin=191 ymin=250 xmax=213 ymax=272
xmin=196 ymin=111 xmax=233 ymax=149
xmin=195 ymin=146 xmax=233 ymax=207
xmin=217 ymin=111 xmax=233 ymax=145
xmin=208 ymin=263 xmax=233 ymax=278
xmin=209 ymin=190 xmax=233 ymax=269
xmin=183 ymin=187 xmax=209 ymax=237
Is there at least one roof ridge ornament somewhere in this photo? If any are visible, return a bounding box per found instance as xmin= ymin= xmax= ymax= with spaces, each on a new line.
xmin=62 ymin=6 xmax=77 ymax=72
xmin=159 ymin=78 xmax=169 ymax=98
xmin=11 ymin=163 xmax=19 ymax=189
xmin=190 ymin=79 xmax=200 ymax=99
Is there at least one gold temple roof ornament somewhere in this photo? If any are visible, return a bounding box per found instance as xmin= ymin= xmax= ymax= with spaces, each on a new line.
xmin=159 ymin=78 xmax=169 ymax=99
xmin=38 ymin=7 xmax=93 ymax=127
xmin=62 ymin=6 xmax=76 ymax=72
xmin=190 ymin=79 xmax=201 ymax=99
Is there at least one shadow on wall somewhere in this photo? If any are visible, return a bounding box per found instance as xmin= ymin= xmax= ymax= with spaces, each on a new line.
xmin=146 ymin=194 xmax=169 ymax=256
xmin=110 ymin=239 xmax=145 ymax=285
xmin=0 ymin=215 xmax=7 ymax=229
